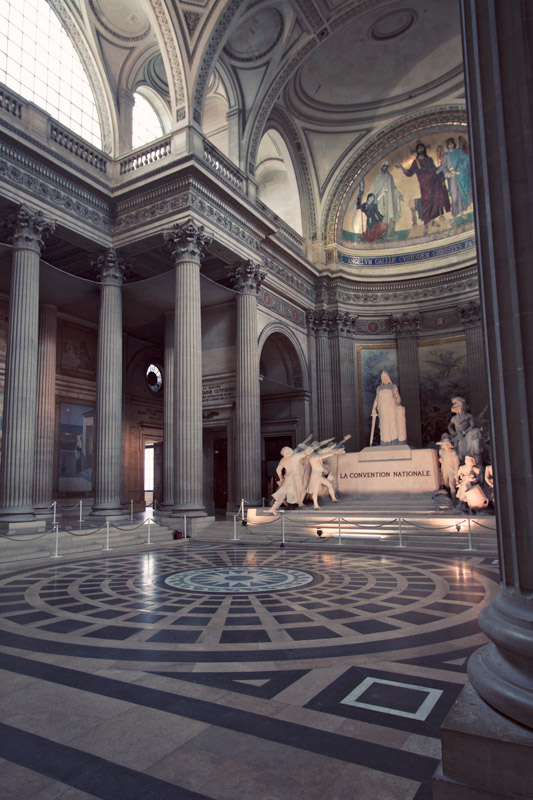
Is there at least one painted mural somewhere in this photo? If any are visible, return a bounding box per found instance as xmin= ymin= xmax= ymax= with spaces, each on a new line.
xmin=58 ymin=403 xmax=94 ymax=495
xmin=358 ymin=346 xmax=398 ymax=445
xmin=343 ymin=131 xmax=473 ymax=245
xmin=418 ymin=338 xmax=468 ymax=447
xmin=59 ymin=322 xmax=97 ymax=378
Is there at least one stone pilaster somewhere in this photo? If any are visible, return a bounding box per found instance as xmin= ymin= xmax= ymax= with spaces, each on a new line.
xmin=391 ymin=313 xmax=422 ymax=447
xmin=0 ymin=205 xmax=55 ymax=522
xmin=33 ymin=304 xmax=58 ymax=514
xmin=161 ymin=311 xmax=174 ymax=509
xmin=228 ymin=260 xmax=266 ymax=506
xmin=91 ymin=249 xmax=126 ymax=518
xmin=163 ymin=220 xmax=211 ymax=516
xmin=308 ymin=311 xmax=333 ymax=440
xmin=435 ymin=3 xmax=533 ymax=797
xmin=459 ymin=301 xmax=488 ymax=419
xmin=329 ymin=312 xmax=358 ymax=448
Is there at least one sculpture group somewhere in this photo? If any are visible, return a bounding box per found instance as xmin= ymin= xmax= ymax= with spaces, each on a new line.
xmin=267 ymin=435 xmax=350 ymax=515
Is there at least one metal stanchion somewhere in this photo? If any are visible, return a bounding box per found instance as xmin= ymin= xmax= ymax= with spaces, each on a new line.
xmin=51 ymin=524 xmax=61 ymax=558
xmin=52 ymin=501 xmax=57 ymax=526
xmin=79 ymin=500 xmax=83 ymax=525
xmin=130 ymin=499 xmax=134 ymax=522
xmin=183 ymin=514 xmax=187 ymax=540
xmin=233 ymin=514 xmax=238 ymax=540
xmin=146 ymin=516 xmax=152 ymax=545
xmin=104 ymin=521 xmax=111 ymax=551
xmin=338 ymin=516 xmax=342 ymax=545
xmin=398 ymin=517 xmax=404 ymax=547
xmin=466 ymin=517 xmax=473 ymax=550
xmin=280 ymin=510 xmax=285 ymax=548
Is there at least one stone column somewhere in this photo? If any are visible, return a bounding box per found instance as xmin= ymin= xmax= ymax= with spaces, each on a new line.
xmin=459 ymin=301 xmax=488 ymax=419
xmin=160 ymin=311 xmax=174 ymax=510
xmin=228 ymin=260 xmax=266 ymax=506
xmin=434 ymin=3 xmax=533 ymax=798
xmin=0 ymin=206 xmax=55 ymax=523
xmin=163 ymin=220 xmax=211 ymax=516
xmin=309 ymin=311 xmax=333 ymax=440
xmin=305 ymin=311 xmax=319 ymax=437
xmin=33 ymin=304 xmax=58 ymax=514
xmin=329 ymin=312 xmax=357 ymax=448
xmin=391 ymin=313 xmax=422 ymax=447
xmin=91 ymin=249 xmax=126 ymax=518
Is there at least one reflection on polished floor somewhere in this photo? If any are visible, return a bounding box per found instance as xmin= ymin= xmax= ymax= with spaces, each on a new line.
xmin=0 ymin=542 xmax=499 ymax=799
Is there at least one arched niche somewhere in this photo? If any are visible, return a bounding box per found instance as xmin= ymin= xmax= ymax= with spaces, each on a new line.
xmin=256 ymin=129 xmax=303 ymax=235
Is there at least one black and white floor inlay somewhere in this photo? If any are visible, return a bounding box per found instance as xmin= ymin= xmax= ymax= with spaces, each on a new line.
xmin=165 ymin=565 xmax=314 ymax=593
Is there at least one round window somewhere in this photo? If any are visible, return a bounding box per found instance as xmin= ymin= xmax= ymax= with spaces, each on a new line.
xmin=146 ymin=363 xmax=163 ymax=393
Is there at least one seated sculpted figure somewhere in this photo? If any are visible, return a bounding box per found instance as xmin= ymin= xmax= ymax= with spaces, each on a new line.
xmin=371 ymin=371 xmax=407 ymax=446
xmin=455 ymin=455 xmax=488 ymax=511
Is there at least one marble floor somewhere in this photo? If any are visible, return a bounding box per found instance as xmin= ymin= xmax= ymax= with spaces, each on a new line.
xmin=0 ymin=541 xmax=500 ymax=799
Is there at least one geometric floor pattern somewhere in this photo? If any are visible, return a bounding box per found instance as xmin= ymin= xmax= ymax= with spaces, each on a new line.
xmin=0 ymin=542 xmax=500 ymax=799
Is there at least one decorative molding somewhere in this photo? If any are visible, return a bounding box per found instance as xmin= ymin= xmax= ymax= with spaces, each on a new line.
xmin=329 ymin=311 xmax=358 ymax=337
xmin=93 ymin=248 xmax=127 ymax=285
xmin=257 ymin=288 xmax=306 ymax=328
xmin=8 ymin=205 xmax=56 ymax=253
xmin=458 ymin=300 xmax=482 ymax=327
xmin=149 ymin=0 xmax=187 ymax=115
xmin=163 ymin=219 xmax=212 ymax=262
xmin=341 ymin=237 xmax=476 ymax=267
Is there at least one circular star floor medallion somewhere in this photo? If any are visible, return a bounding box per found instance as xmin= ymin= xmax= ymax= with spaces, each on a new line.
xmin=165 ymin=566 xmax=314 ymax=593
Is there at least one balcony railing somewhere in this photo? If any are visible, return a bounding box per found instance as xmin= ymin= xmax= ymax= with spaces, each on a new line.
xmin=50 ymin=124 xmax=109 ymax=174
xmin=119 ymin=138 xmax=172 ymax=175
xmin=203 ymin=142 xmax=245 ymax=194
xmin=0 ymin=88 xmax=22 ymax=119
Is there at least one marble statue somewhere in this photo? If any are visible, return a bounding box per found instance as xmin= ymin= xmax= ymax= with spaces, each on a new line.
xmin=455 ymin=455 xmax=488 ymax=511
xmin=307 ymin=435 xmax=351 ymax=509
xmin=267 ymin=436 xmax=318 ymax=515
xmin=370 ymin=371 xmax=407 ymax=446
xmin=437 ymin=438 xmax=460 ymax=499
xmin=448 ymin=396 xmax=475 ymax=461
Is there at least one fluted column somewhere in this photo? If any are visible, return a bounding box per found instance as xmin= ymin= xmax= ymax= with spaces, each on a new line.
xmin=164 ymin=220 xmax=211 ymax=516
xmin=33 ymin=304 xmax=58 ymax=513
xmin=309 ymin=311 xmax=333 ymax=440
xmin=0 ymin=205 xmax=55 ymax=522
xmin=228 ymin=260 xmax=266 ymax=505
xmin=391 ymin=313 xmax=422 ymax=447
xmin=161 ymin=311 xmax=174 ymax=509
xmin=329 ymin=312 xmax=357 ymax=448
xmin=91 ymin=250 xmax=125 ymax=518
xmin=459 ymin=301 xmax=488 ymax=418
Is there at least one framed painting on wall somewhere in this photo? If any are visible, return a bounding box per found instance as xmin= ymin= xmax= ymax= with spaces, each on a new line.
xmin=58 ymin=402 xmax=94 ymax=495
xmin=357 ymin=345 xmax=398 ymax=446
xmin=418 ymin=337 xmax=468 ymax=447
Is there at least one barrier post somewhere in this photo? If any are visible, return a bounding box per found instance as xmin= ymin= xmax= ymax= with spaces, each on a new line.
xmin=398 ymin=517 xmax=404 ymax=548
xmin=104 ymin=521 xmax=111 ymax=551
xmin=183 ymin=515 xmax=187 ymax=540
xmin=280 ymin=510 xmax=285 ymax=547
xmin=51 ymin=524 xmax=60 ymax=558
xmin=338 ymin=516 xmax=342 ymax=545
xmin=467 ymin=517 xmax=473 ymax=550
xmin=233 ymin=514 xmax=238 ymax=540
xmin=130 ymin=499 xmax=133 ymax=522
xmin=52 ymin=501 xmax=57 ymax=526
xmin=79 ymin=500 xmax=83 ymax=524
xmin=146 ymin=517 xmax=152 ymax=545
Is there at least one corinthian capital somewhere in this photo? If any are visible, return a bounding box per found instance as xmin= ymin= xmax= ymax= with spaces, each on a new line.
xmin=93 ymin=248 xmax=126 ymax=286
xmin=307 ymin=310 xmax=331 ymax=335
xmin=458 ymin=301 xmax=482 ymax=327
xmin=391 ymin=313 xmax=421 ymax=337
xmin=330 ymin=311 xmax=358 ymax=337
xmin=227 ymin=260 xmax=266 ymax=294
xmin=163 ymin=220 xmax=212 ymax=262
xmin=9 ymin=205 xmax=56 ymax=253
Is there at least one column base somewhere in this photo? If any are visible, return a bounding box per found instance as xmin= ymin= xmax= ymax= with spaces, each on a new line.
xmin=0 ymin=518 xmax=46 ymax=533
xmin=168 ymin=506 xmax=208 ymax=519
xmin=89 ymin=504 xmax=128 ymax=521
xmin=433 ymin=682 xmax=533 ymax=799
xmin=0 ymin=508 xmax=37 ymax=524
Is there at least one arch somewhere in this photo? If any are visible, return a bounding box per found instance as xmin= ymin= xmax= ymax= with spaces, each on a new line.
xmin=144 ymin=0 xmax=188 ymax=122
xmin=258 ymin=323 xmax=309 ymax=391
xmin=256 ymin=129 xmax=304 ymax=235
xmin=203 ymin=70 xmax=230 ymax=156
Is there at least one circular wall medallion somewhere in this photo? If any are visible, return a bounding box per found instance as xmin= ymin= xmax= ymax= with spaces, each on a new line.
xmin=146 ymin=363 xmax=163 ymax=394
xmin=164 ymin=566 xmax=314 ymax=594
xmin=224 ymin=9 xmax=284 ymax=62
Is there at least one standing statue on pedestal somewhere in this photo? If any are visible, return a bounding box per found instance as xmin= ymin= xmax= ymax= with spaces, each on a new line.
xmin=370 ymin=371 xmax=407 ymax=446
xmin=448 ymin=396 xmax=475 ymax=461
xmin=437 ymin=437 xmax=460 ymax=500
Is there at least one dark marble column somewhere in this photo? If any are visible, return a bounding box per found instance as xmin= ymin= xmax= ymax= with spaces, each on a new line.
xmin=228 ymin=260 xmax=266 ymax=506
xmin=434 ymin=3 xmax=533 ymax=798
xmin=91 ymin=249 xmax=126 ymax=518
xmin=329 ymin=312 xmax=357 ymax=448
xmin=164 ymin=221 xmax=211 ymax=516
xmin=33 ymin=304 xmax=58 ymax=514
xmin=391 ymin=313 xmax=422 ymax=447
xmin=0 ymin=206 xmax=55 ymax=522
xmin=459 ymin=301 xmax=488 ymax=419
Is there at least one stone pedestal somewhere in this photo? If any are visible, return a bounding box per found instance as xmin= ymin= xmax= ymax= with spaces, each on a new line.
xmin=335 ymin=445 xmax=439 ymax=494
xmin=433 ymin=683 xmax=533 ymax=799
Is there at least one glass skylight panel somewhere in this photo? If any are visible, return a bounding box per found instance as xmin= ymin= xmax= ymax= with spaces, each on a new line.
xmin=0 ymin=0 xmax=102 ymax=148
